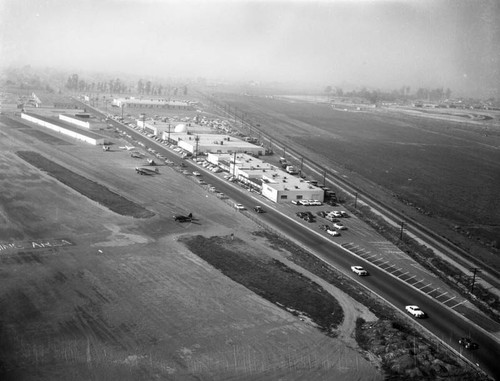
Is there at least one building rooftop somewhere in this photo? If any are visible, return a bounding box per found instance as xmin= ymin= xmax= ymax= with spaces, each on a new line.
xmin=23 ymin=112 xmax=107 ymax=140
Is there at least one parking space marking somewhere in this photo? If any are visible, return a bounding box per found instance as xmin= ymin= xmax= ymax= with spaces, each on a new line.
xmin=426 ymin=287 xmax=439 ymax=295
xmin=450 ymin=300 xmax=467 ymax=309
xmin=442 ymin=296 xmax=456 ymax=304
xmin=413 ymin=279 xmax=425 ymax=286
xmin=405 ymin=275 xmax=416 ymax=282
xmin=365 ymin=254 xmax=378 ymax=260
xmin=435 ymin=291 xmax=448 ymax=299
xmin=420 ymin=283 xmax=433 ymax=290
xmin=397 ymin=271 xmax=409 ymax=278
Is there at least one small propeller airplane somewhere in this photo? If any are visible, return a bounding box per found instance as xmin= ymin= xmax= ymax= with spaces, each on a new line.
xmin=135 ymin=167 xmax=159 ymax=175
xmin=173 ymin=213 xmax=193 ymax=222
xmin=120 ymin=145 xmax=135 ymax=151
xmin=131 ymin=151 xmax=144 ymax=158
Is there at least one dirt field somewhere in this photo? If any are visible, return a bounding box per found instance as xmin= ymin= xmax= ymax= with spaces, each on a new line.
xmin=0 ymin=114 xmax=383 ymax=380
xmin=217 ymin=94 xmax=500 ymax=272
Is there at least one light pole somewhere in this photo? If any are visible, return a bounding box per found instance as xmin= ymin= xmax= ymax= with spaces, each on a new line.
xmin=354 ymin=192 xmax=358 ymax=208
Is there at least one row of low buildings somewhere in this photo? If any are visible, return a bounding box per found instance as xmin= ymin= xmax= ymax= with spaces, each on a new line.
xmin=20 ymin=112 xmax=109 ymax=145
xmin=19 ymin=107 xmax=325 ymax=204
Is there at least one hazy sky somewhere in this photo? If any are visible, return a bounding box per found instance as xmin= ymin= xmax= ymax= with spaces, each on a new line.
xmin=1 ymin=0 xmax=499 ymax=97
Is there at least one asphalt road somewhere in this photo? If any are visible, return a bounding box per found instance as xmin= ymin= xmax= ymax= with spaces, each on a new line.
xmin=93 ymin=110 xmax=500 ymax=380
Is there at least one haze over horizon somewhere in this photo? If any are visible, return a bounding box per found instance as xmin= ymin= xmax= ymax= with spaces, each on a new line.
xmin=1 ymin=0 xmax=499 ymax=98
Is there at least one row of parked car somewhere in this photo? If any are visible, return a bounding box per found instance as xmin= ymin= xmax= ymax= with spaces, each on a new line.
xmin=292 ymin=199 xmax=323 ymax=206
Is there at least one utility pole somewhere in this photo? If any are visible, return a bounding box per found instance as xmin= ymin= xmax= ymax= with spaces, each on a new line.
xmin=399 ymin=221 xmax=406 ymax=240
xmin=232 ymin=151 xmax=237 ymax=178
xmin=322 ymin=169 xmax=326 ymax=187
xmin=195 ymin=135 xmax=199 ymax=159
xmin=470 ymin=268 xmax=481 ymax=294
xmin=354 ymin=192 xmax=358 ymax=208
xmin=168 ymin=124 xmax=171 ymax=143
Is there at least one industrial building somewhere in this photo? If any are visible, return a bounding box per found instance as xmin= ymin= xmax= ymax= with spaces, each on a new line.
xmin=207 ymin=153 xmax=324 ymax=204
xmin=21 ymin=112 xmax=108 ymax=145
xmin=112 ymin=97 xmax=193 ymax=110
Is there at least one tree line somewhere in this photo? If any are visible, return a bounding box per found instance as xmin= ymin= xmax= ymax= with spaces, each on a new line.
xmin=324 ymin=85 xmax=453 ymax=103
xmin=65 ymin=74 xmax=188 ymax=97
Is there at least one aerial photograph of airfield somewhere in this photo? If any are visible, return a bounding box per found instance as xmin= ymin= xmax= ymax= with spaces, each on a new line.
xmin=1 ymin=0 xmax=499 ymax=380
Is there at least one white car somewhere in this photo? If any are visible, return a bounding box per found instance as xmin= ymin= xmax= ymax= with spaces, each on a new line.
xmin=327 ymin=229 xmax=341 ymax=237
xmin=192 ymin=171 xmax=201 ymax=176
xmin=234 ymin=203 xmax=246 ymax=210
xmin=405 ymin=305 xmax=426 ymax=318
xmin=330 ymin=211 xmax=343 ymax=218
xmin=333 ymin=222 xmax=347 ymax=230
xmin=300 ymin=200 xmax=311 ymax=206
xmin=310 ymin=200 xmax=323 ymax=206
xmin=351 ymin=266 xmax=368 ymax=276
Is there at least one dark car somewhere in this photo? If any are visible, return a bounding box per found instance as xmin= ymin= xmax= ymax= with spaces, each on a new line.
xmin=304 ymin=215 xmax=315 ymax=222
xmin=319 ymin=224 xmax=331 ymax=231
xmin=254 ymin=206 xmax=264 ymax=213
xmin=296 ymin=211 xmax=308 ymax=218
xmin=316 ymin=211 xmax=327 ymax=218
xmin=459 ymin=338 xmax=478 ymax=350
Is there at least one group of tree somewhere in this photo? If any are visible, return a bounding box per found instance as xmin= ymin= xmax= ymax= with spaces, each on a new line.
xmin=136 ymin=79 xmax=187 ymax=97
xmin=64 ymin=73 xmax=188 ymax=98
xmin=324 ymin=85 xmax=452 ymax=104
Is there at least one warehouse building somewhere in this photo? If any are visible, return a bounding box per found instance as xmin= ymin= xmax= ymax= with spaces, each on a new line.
xmin=21 ymin=112 xmax=108 ymax=145
xmin=207 ymin=153 xmax=324 ymax=204
xmin=112 ymin=97 xmax=193 ymax=109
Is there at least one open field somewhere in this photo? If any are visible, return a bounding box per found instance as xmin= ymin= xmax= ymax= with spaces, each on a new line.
xmin=0 ymin=114 xmax=384 ymax=380
xmin=218 ymin=94 xmax=500 ymax=271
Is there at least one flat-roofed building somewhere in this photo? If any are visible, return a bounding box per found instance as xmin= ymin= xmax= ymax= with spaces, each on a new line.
xmin=21 ymin=112 xmax=108 ymax=145
xmin=207 ymin=153 xmax=324 ymax=203
xmin=112 ymin=97 xmax=193 ymax=110
xmin=167 ymin=133 xmax=263 ymax=156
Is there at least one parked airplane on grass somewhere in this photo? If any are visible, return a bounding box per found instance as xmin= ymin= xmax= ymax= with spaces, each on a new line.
xmin=131 ymin=152 xmax=144 ymax=159
xmin=120 ymin=145 xmax=135 ymax=151
xmin=173 ymin=213 xmax=193 ymax=222
xmin=135 ymin=167 xmax=159 ymax=175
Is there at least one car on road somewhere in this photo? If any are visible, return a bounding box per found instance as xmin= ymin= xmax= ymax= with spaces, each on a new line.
xmin=254 ymin=206 xmax=264 ymax=213
xmin=329 ymin=211 xmax=343 ymax=218
xmin=333 ymin=222 xmax=347 ymax=230
xmin=326 ymin=229 xmax=341 ymax=237
xmin=351 ymin=266 xmax=368 ymax=276
xmin=319 ymin=224 xmax=330 ymax=231
xmin=325 ymin=214 xmax=340 ymax=222
xmin=405 ymin=305 xmax=426 ymax=318
xmin=234 ymin=203 xmax=246 ymax=210
xmin=192 ymin=171 xmax=201 ymax=176
xmin=458 ymin=337 xmax=478 ymax=350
